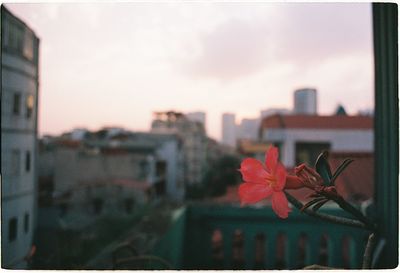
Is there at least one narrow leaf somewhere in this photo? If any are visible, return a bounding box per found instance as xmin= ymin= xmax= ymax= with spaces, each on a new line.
xmin=315 ymin=151 xmax=332 ymax=186
xmin=312 ymin=199 xmax=330 ymax=212
xmin=331 ymin=158 xmax=354 ymax=185
xmin=301 ymin=197 xmax=326 ymax=212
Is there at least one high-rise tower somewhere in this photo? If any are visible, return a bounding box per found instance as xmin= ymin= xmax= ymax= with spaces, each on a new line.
xmin=294 ymin=88 xmax=317 ymax=115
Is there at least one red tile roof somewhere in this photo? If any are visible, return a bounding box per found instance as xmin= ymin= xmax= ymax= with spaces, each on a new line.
xmin=262 ymin=115 xmax=373 ymax=130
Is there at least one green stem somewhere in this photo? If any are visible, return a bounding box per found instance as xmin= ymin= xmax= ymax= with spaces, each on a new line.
xmin=362 ymin=233 xmax=376 ymax=269
xmin=285 ymin=192 xmax=372 ymax=231
xmin=331 ymin=195 xmax=376 ymax=231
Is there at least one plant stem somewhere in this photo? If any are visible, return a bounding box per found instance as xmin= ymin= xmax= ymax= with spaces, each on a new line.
xmin=285 ymin=192 xmax=371 ymax=230
xmin=362 ymin=233 xmax=376 ymax=269
xmin=331 ymin=195 xmax=376 ymax=231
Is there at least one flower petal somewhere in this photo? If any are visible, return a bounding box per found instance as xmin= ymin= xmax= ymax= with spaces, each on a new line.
xmin=272 ymin=162 xmax=287 ymax=191
xmin=238 ymin=183 xmax=273 ymax=205
xmin=271 ymin=191 xmax=291 ymax=219
xmin=239 ymin=158 xmax=268 ymax=184
xmin=265 ymin=145 xmax=278 ymax=174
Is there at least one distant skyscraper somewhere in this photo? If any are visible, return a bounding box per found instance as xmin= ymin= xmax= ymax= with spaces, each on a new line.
xmin=222 ymin=113 xmax=236 ymax=147
xmin=1 ymin=6 xmax=39 ymax=268
xmin=237 ymin=118 xmax=260 ymax=141
xmin=186 ymin=111 xmax=206 ymax=127
xmin=293 ymin=88 xmax=317 ymax=115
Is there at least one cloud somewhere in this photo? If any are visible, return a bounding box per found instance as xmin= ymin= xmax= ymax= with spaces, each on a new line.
xmin=180 ymin=3 xmax=372 ymax=82
xmin=270 ymin=3 xmax=372 ymax=65
xmin=182 ymin=18 xmax=271 ymax=81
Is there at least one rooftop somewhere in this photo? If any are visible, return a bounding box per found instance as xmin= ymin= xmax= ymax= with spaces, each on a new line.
xmin=262 ymin=114 xmax=373 ymax=130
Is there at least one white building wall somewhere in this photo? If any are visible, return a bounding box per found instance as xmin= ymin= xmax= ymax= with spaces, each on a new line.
xmin=1 ymin=8 xmax=39 ymax=268
xmin=156 ymin=139 xmax=184 ymax=200
xmin=1 ymin=195 xmax=35 ymax=268
xmin=262 ymin=128 xmax=373 ymax=167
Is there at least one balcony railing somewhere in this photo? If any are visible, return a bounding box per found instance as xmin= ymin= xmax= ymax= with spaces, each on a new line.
xmin=152 ymin=204 xmax=369 ymax=269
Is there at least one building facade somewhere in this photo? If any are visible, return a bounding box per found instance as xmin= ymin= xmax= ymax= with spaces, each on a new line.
xmin=186 ymin=111 xmax=206 ymax=128
xmin=1 ymin=6 xmax=40 ymax=268
xmin=221 ymin=113 xmax=236 ymax=147
xmin=151 ymin=111 xmax=206 ymax=185
xmin=261 ymin=114 xmax=373 ymax=168
xmin=236 ymin=118 xmax=260 ymax=141
xmin=293 ymin=88 xmax=317 ymax=115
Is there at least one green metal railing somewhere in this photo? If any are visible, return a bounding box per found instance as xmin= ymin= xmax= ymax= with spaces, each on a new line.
xmin=152 ymin=205 xmax=368 ymax=269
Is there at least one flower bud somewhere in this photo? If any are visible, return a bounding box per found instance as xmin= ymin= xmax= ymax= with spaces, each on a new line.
xmin=294 ymin=163 xmax=324 ymax=189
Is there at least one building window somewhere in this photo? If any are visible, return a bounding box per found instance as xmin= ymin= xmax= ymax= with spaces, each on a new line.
xmin=9 ymin=218 xmax=18 ymax=242
xmin=295 ymin=142 xmax=331 ymax=166
xmin=13 ymin=93 xmax=21 ymax=115
xmin=24 ymin=213 xmax=29 ymax=233
xmin=26 ymin=94 xmax=34 ymax=118
xmin=7 ymin=21 xmax=24 ymax=53
xmin=139 ymin=160 xmax=148 ymax=180
xmin=23 ymin=31 xmax=34 ymax=61
xmin=25 ymin=151 xmax=31 ymax=172
xmin=11 ymin=149 xmax=20 ymax=176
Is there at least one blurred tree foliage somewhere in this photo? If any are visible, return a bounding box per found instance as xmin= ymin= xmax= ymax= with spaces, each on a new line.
xmin=186 ymin=155 xmax=241 ymax=199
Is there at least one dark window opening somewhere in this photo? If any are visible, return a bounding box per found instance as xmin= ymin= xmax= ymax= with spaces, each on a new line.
xmin=25 ymin=151 xmax=31 ymax=172
xmin=13 ymin=93 xmax=21 ymax=115
xmin=9 ymin=218 xmax=18 ymax=242
xmin=24 ymin=213 xmax=29 ymax=233
xmin=155 ymin=160 xmax=167 ymax=195
xmin=138 ymin=160 xmax=148 ymax=180
xmin=295 ymin=142 xmax=331 ymax=166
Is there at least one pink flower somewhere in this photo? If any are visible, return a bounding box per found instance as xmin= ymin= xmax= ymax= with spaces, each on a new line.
xmin=238 ymin=145 xmax=299 ymax=219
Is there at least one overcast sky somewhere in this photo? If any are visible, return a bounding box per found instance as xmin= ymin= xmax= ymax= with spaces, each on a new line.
xmin=7 ymin=2 xmax=374 ymax=140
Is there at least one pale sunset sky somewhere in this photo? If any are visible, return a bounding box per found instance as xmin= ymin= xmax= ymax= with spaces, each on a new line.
xmin=6 ymin=2 xmax=374 ymax=140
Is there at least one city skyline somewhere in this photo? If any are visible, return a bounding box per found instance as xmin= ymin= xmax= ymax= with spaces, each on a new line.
xmin=7 ymin=2 xmax=374 ymax=140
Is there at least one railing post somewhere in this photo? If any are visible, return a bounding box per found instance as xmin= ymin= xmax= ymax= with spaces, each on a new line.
xmin=307 ymin=233 xmax=320 ymax=265
xmin=373 ymin=2 xmax=399 ymax=269
xmin=222 ymin=227 xmax=233 ymax=269
xmin=244 ymin=230 xmax=256 ymax=269
xmin=265 ymin=231 xmax=277 ymax=269
xmin=287 ymin=232 xmax=298 ymax=269
xmin=327 ymin=233 xmax=342 ymax=268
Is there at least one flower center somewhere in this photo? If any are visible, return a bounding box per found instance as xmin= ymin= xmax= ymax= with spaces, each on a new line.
xmin=266 ymin=173 xmax=277 ymax=187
